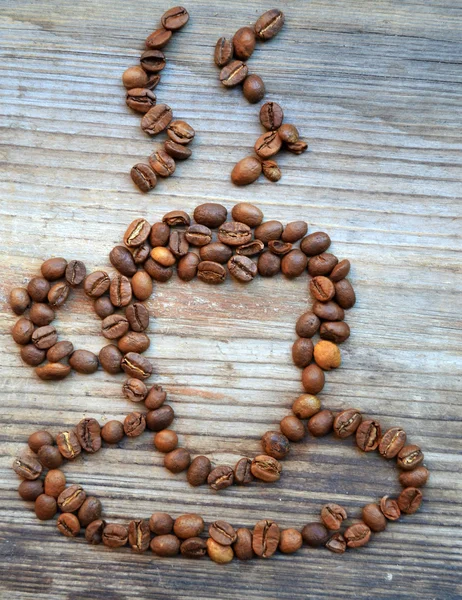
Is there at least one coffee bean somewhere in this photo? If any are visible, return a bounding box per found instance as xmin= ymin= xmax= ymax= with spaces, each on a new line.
xmin=251 ymin=454 xmax=282 ymax=482
xmin=103 ymin=523 xmax=128 ymax=548
xmin=27 ymin=277 xmax=51 ymax=303
xmin=76 ymin=418 xmax=101 ymax=453
xmin=164 ymin=139 xmax=192 ymax=159
xmin=122 ymin=66 xmax=150 ymax=89
xmin=159 ymin=236 xmax=182 ymax=260
xmin=234 ymin=457 xmax=254 ymax=485
xmin=57 ymin=513 xmax=80 ymax=537
xmin=28 ymin=430 xmax=53 ymax=453
xmin=110 ymin=246 xmax=137 ymax=277
xmin=119 ymin=332 xmax=150 ymax=354
xmin=131 ymin=163 xmax=157 ymax=192
xmin=280 ymin=415 xmax=305 ymax=442
xmin=69 ymin=350 xmax=99 ymax=374
xmin=131 ymin=271 xmax=153 ymax=301
xmin=399 ymin=466 xmax=429 ymax=488
xmin=231 ymin=202 xmax=263 ymax=227
xmin=140 ymin=49 xmax=166 ymax=73
xmin=243 ymin=74 xmax=266 ymax=104
xmin=144 ymin=257 xmax=173 ymax=282
xmin=255 ymin=220 xmax=283 ymax=243
xmin=149 ymin=148 xmax=176 ymax=177
xmin=320 ymin=321 xmax=350 ymax=344
xmin=268 ymin=240 xmax=292 ymax=255
xmin=36 ymin=363 xmax=71 ymax=380
xmin=197 ymin=261 xmax=227 ymax=284
xmin=56 ymin=430 xmax=81 ymax=460
xmin=255 ymin=8 xmax=285 ymax=40
xmin=292 ymin=394 xmax=321 ymax=419
xmin=125 ymin=302 xmax=149 ymax=332
xmin=146 ymin=27 xmax=172 ymax=49
xmin=78 ymin=496 xmax=102 ymax=527
xmin=41 ymin=257 xmax=67 ymax=281
xmin=255 ymin=130 xmax=282 ymax=159
xmin=44 ymin=469 xmax=66 ymax=498
xmin=10 ymin=287 xmax=30 ymax=315
xmin=126 ymin=88 xmax=157 ymax=113
xmin=220 ymin=60 xmax=248 ymax=87
xmin=177 ymin=253 xmax=200 ymax=281
xmin=102 ymin=314 xmax=129 ymax=339
xmin=214 ymin=36 xmax=233 ymax=67
xmin=37 ymin=445 xmax=63 ymax=469
xmin=193 ymin=202 xmax=227 ymax=228
xmin=326 ymin=532 xmax=346 ymax=554
xmin=128 ymin=519 xmax=151 ymax=552
xmin=279 ymin=529 xmax=303 ymax=554
xmin=278 ymin=124 xmax=299 ymax=144
xmin=303 ymin=523 xmax=337 ymax=547
xmin=29 ymin=303 xmax=54 ymax=326
xmin=150 ymin=222 xmax=170 ymax=247
xmin=58 ymin=484 xmax=86 ymax=512
xmin=35 ymin=494 xmax=57 ymax=520
xmin=261 ymin=159 xmax=281 ymax=181
xmin=207 ymin=465 xmax=234 ymax=490
xmin=99 ymin=344 xmax=123 ymax=374
xmin=258 ymin=251 xmax=280 ymax=277
xmin=308 ymin=409 xmax=334 ymax=437
xmin=321 ymin=503 xmax=347 ymax=530
xmin=124 ymin=412 xmax=146 ymax=437
xmin=149 ymin=512 xmax=174 ymax=535
xmin=314 ymin=340 xmax=341 ymax=370
xmin=84 ymin=271 xmax=111 ymax=298
xmin=13 ymin=455 xmax=42 ymax=480
xmin=161 ymin=6 xmax=189 ymax=30
xmin=32 ymin=325 xmax=57 ymax=350
xmin=356 ymin=419 xmax=381 ymax=452
xmin=397 ymin=444 xmax=424 ymax=471
xmin=253 ymin=520 xmax=280 ymax=558
xmin=151 ymin=534 xmax=180 ymax=556
xmin=296 ymin=311 xmax=320 ymax=338
xmin=334 ymin=408 xmax=362 ymax=438
xmin=132 ymin=241 xmax=151 ymax=265
xmin=219 ymin=222 xmax=253 ymax=247
xmin=101 ymin=420 xmax=124 ymax=444
xmin=164 ymin=447 xmax=190 ymax=473
xmin=174 ymin=514 xmax=204 ymax=539
xmin=146 ymin=405 xmax=174 ymax=431
xmin=310 ymin=276 xmax=335 ymax=302
xmin=65 ymin=260 xmax=86 ymax=287
xmin=236 ymin=240 xmax=265 ymax=256
xmin=85 ymin=519 xmax=106 ymax=545
xmin=207 ymin=538 xmax=234 ymax=564
xmin=163 ymin=210 xmax=191 ymax=227
xmin=124 ymin=219 xmax=151 ymax=248
xmin=281 ymin=249 xmax=308 ymax=277
xmin=209 ymin=521 xmax=237 ymax=546
xmin=21 ymin=344 xmax=46 ymax=366
xmin=141 ymin=104 xmax=173 ymax=135
xmin=313 ymin=300 xmax=345 ymax=321
xmin=330 ymin=259 xmax=351 ymax=282
xmin=169 ymin=230 xmax=189 ymax=258
xmin=260 ymin=102 xmax=283 ymax=130
xmin=154 ymin=429 xmax=178 ymax=453
xmin=228 ymin=255 xmax=257 ymax=282
xmin=362 ymin=504 xmax=387 ymax=532
xmin=301 ymin=364 xmax=325 ymax=394
xmin=18 ymin=479 xmax=44 ymax=501
xmin=308 ymin=253 xmax=338 ymax=277
xmin=47 ymin=340 xmax=74 ymax=362
xmin=187 ymin=455 xmax=212 ymax=486
xmin=344 ymin=522 xmax=371 ymax=548
xmin=232 ymin=26 xmax=256 ymax=60
xmin=380 ymin=496 xmax=401 ymax=520
xmin=231 ymin=156 xmax=262 ymax=185
xmin=261 ymin=431 xmax=290 ymax=459
xmin=378 ymin=427 xmax=407 ymax=459
xmin=48 ymin=281 xmax=70 ymax=307
xmin=167 ymin=120 xmax=195 ymax=145
xmin=199 ymin=242 xmax=232 ymax=263
xmin=287 ymin=140 xmax=308 ymax=154
xmin=180 ymin=537 xmax=207 ymax=558
xmin=300 ymin=232 xmax=331 ymax=256
xmin=233 ymin=528 xmax=253 ymax=560
xmin=334 ymin=279 xmax=356 ymax=309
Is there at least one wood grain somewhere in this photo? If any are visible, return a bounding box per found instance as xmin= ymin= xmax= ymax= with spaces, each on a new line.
xmin=0 ymin=0 xmax=461 ymax=598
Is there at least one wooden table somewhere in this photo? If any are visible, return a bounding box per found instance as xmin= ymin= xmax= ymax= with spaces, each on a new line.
xmin=1 ymin=1 xmax=461 ymax=598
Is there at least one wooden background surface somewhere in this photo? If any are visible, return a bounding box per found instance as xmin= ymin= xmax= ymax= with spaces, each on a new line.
xmin=1 ymin=0 xmax=461 ymax=598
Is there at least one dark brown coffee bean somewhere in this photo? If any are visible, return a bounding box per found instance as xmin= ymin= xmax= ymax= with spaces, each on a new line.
xmin=64 ymin=260 xmax=86 ymax=287
xmin=199 ymin=242 xmax=233 ymax=263
xmin=255 ymin=130 xmax=282 ymax=159
xmin=29 ymin=303 xmax=54 ymax=326
xmin=362 ymin=504 xmax=387 ymax=532
xmin=310 ymin=276 xmax=335 ymax=302
xmin=302 ymin=522 xmax=330 ymax=547
xmin=150 ymin=222 xmax=170 ymax=247
xmin=146 ymin=405 xmax=174 ymax=431
xmin=126 ymin=88 xmax=156 ymax=113
xmin=128 ymin=519 xmax=151 ymax=552
xmin=118 ymin=332 xmax=150 ymax=354
xmin=131 ymin=239 xmax=150 ymax=262
xmin=356 ymin=419 xmax=381 ymax=452
xmin=180 ymin=537 xmax=206 ymax=558
xmin=47 ymin=281 xmax=70 ymax=308
xmin=41 ymin=257 xmax=67 ymax=281
xmin=101 ymin=314 xmax=129 ymax=339
xmin=220 ymin=60 xmax=248 ymax=87
xmin=131 ymin=271 xmax=153 ymax=301
xmin=296 ymin=311 xmax=320 ymax=338
xmin=300 ymin=232 xmax=331 ymax=256
xmin=141 ymin=104 xmax=173 ymax=135
xmin=231 ymin=156 xmax=262 ymax=185
xmin=187 ymin=455 xmax=212 ymax=486
xmin=209 ymin=521 xmax=237 ymax=546
xmin=78 ymin=497 xmax=102 ymax=527
xmin=218 ymin=221 xmax=252 ymax=246
xmin=344 ymin=523 xmax=371 ymax=548
xmin=334 ymin=279 xmax=356 ymax=309
xmin=255 ymin=8 xmax=285 ymax=40
xmin=122 ymin=66 xmax=150 ymax=89
xmin=313 ymin=300 xmax=345 ymax=321
xmin=214 ymin=36 xmax=233 ymax=67
xmin=149 ymin=512 xmax=173 ymax=535
xmin=178 ymin=253 xmax=200 ymax=281
xmin=232 ymin=26 xmax=255 ymax=60
xmin=326 ymin=532 xmax=346 ymax=554
xmin=126 ymin=302 xmax=149 ymax=332
xmin=140 ymin=49 xmax=166 ymax=73
xmin=167 ymin=120 xmax=195 ymax=145
xmin=37 ymin=445 xmax=63 ymax=469
xmin=93 ymin=296 xmax=114 ymax=320
xmin=169 ymin=230 xmax=189 ymax=258
xmin=308 ymin=409 xmax=334 ymax=437
xmin=35 ymin=363 xmax=71 ymax=380
xmin=231 ymin=202 xmax=263 ymax=227
xmin=56 ymin=430 xmax=81 ymax=460
xmin=243 ymin=74 xmax=266 ymax=104
xmin=251 ymin=455 xmax=282 ymax=482
xmin=109 ymin=246 xmax=137 ymax=277
xmin=150 ymin=534 xmax=180 ymax=556
xmin=131 ymin=163 xmax=157 ymax=192
xmin=154 ymin=429 xmax=178 ymax=453
xmin=84 ymin=271 xmax=111 ymax=298
xmin=57 ymin=513 xmax=80 ymax=537
xmin=121 ymin=352 xmax=152 ymax=380
xmin=301 ymin=364 xmax=325 ymax=394
xmin=399 ymin=466 xmax=429 ymax=488
xmin=149 ymin=148 xmax=176 ymax=177
xmin=228 ymin=255 xmax=257 ymax=282
xmin=234 ymin=528 xmax=253 ymax=560
xmin=27 ymin=278 xmax=50 ymax=303
xmin=197 ymin=261 xmax=227 ymax=284
xmin=101 ymin=420 xmax=124 ymax=444
xmin=164 ymin=139 xmax=192 ymax=159
xmin=279 ymin=528 xmax=303 ymax=554
xmin=333 ymin=408 xmax=362 ymax=438
xmin=268 ymin=240 xmax=292 ymax=255
xmin=28 ymin=430 xmax=53 ymax=453
xmin=161 ymin=6 xmax=189 ymax=30
xmin=281 ymin=249 xmax=308 ymax=277
xmin=207 ymin=465 xmax=234 ymax=490
xmin=260 ymin=102 xmax=283 ymax=130
xmin=13 ymin=455 xmax=42 ymax=480
xmin=278 ymin=124 xmax=299 ymax=144
xmin=58 ymin=484 xmax=86 ymax=512
xmin=76 ymin=418 xmax=101 ymax=453
xmin=253 ymin=520 xmax=280 ymax=558
xmin=255 ymin=220 xmax=283 ymax=243
xmin=280 ymin=415 xmax=305 ymax=442
xmin=234 ymin=457 xmax=254 ymax=485
xmin=258 ymin=251 xmax=280 ymax=277
xmin=18 ymin=479 xmax=44 ymax=501
xmin=379 ymin=427 xmax=407 ymax=459
xmin=103 ymin=523 xmax=128 ymax=548
xmin=10 ymin=287 xmax=30 ymax=315
xmin=163 ymin=210 xmax=191 ymax=227
xmin=144 ymin=257 xmax=173 ymax=282
xmin=380 ymin=496 xmax=401 ymax=520
xmin=308 ymin=253 xmax=338 ymax=277
xmin=146 ymin=27 xmax=172 ymax=49
xmin=330 ymin=259 xmax=351 ymax=282
xmin=21 ymin=344 xmax=46 ymax=366
xmin=44 ymin=469 xmax=66 ymax=498
xmin=32 ymin=325 xmax=57 ymax=350
xmin=99 ymin=344 xmax=123 ymax=374
xmin=261 ymin=158 xmax=281 ymax=181
xmin=35 ymin=494 xmax=57 ymax=520
xmin=85 ymin=519 xmax=106 ymax=545
xmin=261 ymin=431 xmax=290 ymax=459
xmin=320 ymin=321 xmax=350 ymax=344
xmin=236 ymin=240 xmax=265 ymax=256
xmin=109 ymin=274 xmax=132 ymax=308
xmin=287 ymin=140 xmax=308 ymax=154
xmin=124 ymin=412 xmax=146 ymax=437
xmin=193 ymin=202 xmax=227 ymax=228
xmin=164 ymin=448 xmax=191 ymax=473
xmin=69 ymin=350 xmax=99 ymax=374
xmin=397 ymin=444 xmax=424 ymax=471
xmin=281 ymin=222 xmax=307 ymax=244
xmin=47 ymin=340 xmax=73 ymax=362
xmin=321 ymin=504 xmax=347 ymax=530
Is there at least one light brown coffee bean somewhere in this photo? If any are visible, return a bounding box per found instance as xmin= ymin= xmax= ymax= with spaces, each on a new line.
xmin=231 ymin=156 xmax=262 ymax=186
xmin=220 ymin=60 xmax=248 ymax=87
xmin=141 ymin=104 xmax=173 ymax=135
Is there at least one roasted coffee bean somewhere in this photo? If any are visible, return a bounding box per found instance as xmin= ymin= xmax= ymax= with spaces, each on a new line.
xmin=280 ymin=415 xmax=305 ymax=442
xmin=356 ymin=419 xmax=381 ymax=452
xmin=18 ymin=479 xmax=44 ymax=501
xmin=362 ymin=503 xmax=387 ymax=532
xmin=279 ymin=529 xmax=303 ymax=554
xmin=236 ymin=240 xmax=265 ymax=256
xmin=380 ymin=496 xmax=401 ymax=520
xmin=260 ymin=101 xmax=283 ymax=130
xmin=32 ymin=325 xmax=57 ymax=350
xmin=258 ymin=251 xmax=280 ymax=277
xmin=76 ymin=418 xmax=101 ymax=453
xmin=255 ymin=130 xmax=282 ymax=159
xmin=281 ymin=221 xmax=307 ymax=243
xmin=131 ymin=271 xmax=153 ymax=301
xmin=333 ymin=408 xmax=362 ymax=438
xmin=99 ymin=344 xmax=123 ymax=374
xmin=330 ymin=259 xmax=351 ymax=282
xmin=149 ymin=148 xmax=176 ymax=177
xmin=167 ymin=120 xmax=195 ymax=145
xmin=126 ymin=88 xmax=156 ymax=113
xmin=21 ymin=344 xmax=46 ymax=366
xmin=218 ymin=221 xmax=252 ymax=246
xmin=233 ymin=26 xmax=256 ymax=60
xmin=177 ymin=253 xmax=200 ymax=281
xmin=187 ymin=455 xmax=212 ymax=486
xmin=208 ymin=465 xmax=234 ymax=490
xmin=101 ymin=420 xmax=124 ymax=444
xmin=35 ymin=494 xmax=57 ymax=520
xmin=153 ymin=429 xmax=178 ymax=453
xmin=292 ymin=393 xmax=321 ymax=419
xmin=214 ymin=36 xmax=233 ymax=67
xmin=268 ymin=240 xmax=292 ymax=255
xmin=334 ymin=279 xmax=356 ymax=309
xmin=243 ymin=74 xmax=266 ymax=104
xmin=37 ymin=445 xmax=63 ymax=469
xmin=27 ymin=277 xmax=51 ymax=303
xmin=164 ymin=448 xmax=191 ymax=473
xmin=234 ymin=457 xmax=253 ymax=485
xmin=253 ymin=520 xmax=280 ymax=558
xmin=47 ymin=340 xmax=73 ymax=362
xmin=180 ymin=537 xmax=206 ymax=559
xmin=141 ymin=104 xmax=173 ymax=135
xmin=326 ymin=532 xmax=347 ymax=554
xmin=397 ymin=445 xmax=424 ymax=471
xmin=228 ymin=255 xmax=257 ymax=282
xmin=65 ymin=260 xmax=86 ymax=287
xmin=313 ymin=300 xmax=345 ymax=321
xmin=207 ymin=538 xmax=234 ymax=564
xmin=84 ymin=271 xmax=110 ymax=298
xmin=103 ymin=523 xmax=128 ymax=548
xmin=85 ymin=519 xmax=106 ymax=545
xmin=161 ymin=6 xmax=189 ymax=30
xmin=261 ymin=431 xmax=290 ymax=459
xmin=10 ymin=287 xmax=30 ymax=315
xmin=197 ymin=261 xmax=227 ymax=284
xmin=308 ymin=253 xmax=338 ymax=277
xmin=110 ymin=246 xmax=137 ymax=277
xmin=233 ymin=528 xmax=253 ymax=560
xmin=48 ymin=281 xmax=70 ymax=307
xmin=287 ymin=140 xmax=308 ymax=154
xmin=132 ymin=243 xmax=151 ymax=264
xmin=78 ymin=497 xmax=102 ymax=527
xmin=44 ymin=469 xmax=66 ymax=498
xmin=124 ymin=412 xmax=146 ymax=437
xmin=102 ymin=314 xmax=130 ymax=339
xmin=251 ymin=455 xmax=282 ymax=482
xmin=321 ymin=503 xmax=347 ymax=530
xmin=150 ymin=222 xmax=170 ymax=247
xmin=69 ymin=350 xmax=99 ymax=374
xmin=310 ymin=276 xmax=336 ymax=302
xmin=231 ymin=156 xmax=262 ymax=185
xmin=28 ymin=430 xmax=53 ymax=453
xmin=231 ymin=202 xmax=263 ymax=227
xmin=125 ymin=302 xmax=149 ymax=332
xmin=119 ymin=332 xmax=150 ymax=354
xmin=124 ymin=218 xmax=151 ymax=247
xmin=131 ymin=163 xmax=157 ymax=192
xmin=144 ymin=257 xmax=173 ymax=282
xmin=146 ymin=27 xmax=172 ymax=49
xmin=163 ymin=210 xmax=191 ymax=227
xmin=261 ymin=159 xmax=281 ymax=181
xmin=140 ymin=49 xmax=166 ymax=73
xmin=149 ymin=512 xmax=173 ymax=535
xmin=122 ymin=65 xmax=150 ymax=89
xmin=301 ymin=232 xmax=331 ymax=256
xmin=281 ymin=249 xmax=308 ymax=277
xmin=174 ymin=514 xmax=204 ymax=539
xmin=399 ymin=466 xmax=429 ymax=488
xmin=164 ymin=139 xmax=192 ymax=159
xmin=209 ymin=521 xmax=237 ymax=546
xmin=151 ymin=534 xmax=180 ymax=556
xmin=57 ymin=513 xmax=80 ymax=537
xmin=304 ymin=523 xmax=335 ymax=549
xmin=320 ymin=321 xmax=350 ymax=344
xmin=278 ymin=124 xmax=299 ymax=144
xmin=185 ymin=225 xmax=212 ymax=247
xmin=146 ymin=405 xmax=174 ymax=431
xmin=58 ymin=484 xmax=86 ymax=512
xmin=378 ymin=427 xmax=407 ymax=459
xmin=36 ymin=363 xmax=71 ymax=380
xmin=169 ymin=230 xmax=189 ymax=257
xmin=344 ymin=522 xmax=371 ymax=548
xmin=29 ymin=303 xmax=54 ymax=326
xmin=41 ymin=257 xmax=67 ymax=281
xmin=314 ymin=340 xmax=341 ymax=370
xmin=193 ymin=202 xmax=227 ymax=228
xmin=296 ymin=311 xmax=320 ymax=338
xmin=302 ymin=364 xmax=325 ymax=394
xmin=128 ymin=519 xmax=151 ymax=552
xmin=255 ymin=220 xmax=283 ymax=243
xmin=308 ymin=409 xmax=334 ymax=437
xmin=199 ymin=242 xmax=233 ymax=264
xmin=255 ymin=8 xmax=285 ymax=40
xmin=220 ymin=60 xmax=248 ymax=87
xmin=56 ymin=430 xmax=81 ymax=460
xmin=13 ymin=455 xmax=42 ymax=480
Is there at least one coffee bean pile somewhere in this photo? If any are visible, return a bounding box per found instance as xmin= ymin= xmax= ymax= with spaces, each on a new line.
xmin=121 ymin=7 xmax=195 ymax=193
xmin=232 ymin=101 xmax=308 ymax=185
xmin=214 ymin=9 xmax=285 ymax=104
